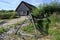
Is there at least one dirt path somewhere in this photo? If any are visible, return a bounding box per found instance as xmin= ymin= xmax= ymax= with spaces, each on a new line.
xmin=0 ymin=16 xmax=28 ymax=26
xmin=0 ymin=19 xmax=29 ymax=40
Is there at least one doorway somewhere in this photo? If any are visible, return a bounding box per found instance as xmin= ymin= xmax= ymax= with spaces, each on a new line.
xmin=27 ymin=11 xmax=29 ymax=15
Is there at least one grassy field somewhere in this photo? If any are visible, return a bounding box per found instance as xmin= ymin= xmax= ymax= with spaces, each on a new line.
xmin=48 ymin=14 xmax=60 ymax=40
xmin=0 ymin=10 xmax=18 ymax=19
xmin=0 ymin=10 xmax=60 ymax=40
xmin=0 ymin=14 xmax=60 ymax=40
xmin=19 ymin=14 xmax=60 ymax=40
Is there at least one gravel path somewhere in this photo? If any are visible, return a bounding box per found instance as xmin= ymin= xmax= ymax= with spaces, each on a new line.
xmin=0 ymin=16 xmax=28 ymax=26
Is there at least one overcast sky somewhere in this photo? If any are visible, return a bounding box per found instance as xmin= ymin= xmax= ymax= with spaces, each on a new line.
xmin=0 ymin=0 xmax=60 ymax=10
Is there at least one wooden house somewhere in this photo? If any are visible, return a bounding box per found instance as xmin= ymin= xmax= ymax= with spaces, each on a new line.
xmin=16 ymin=1 xmax=36 ymax=16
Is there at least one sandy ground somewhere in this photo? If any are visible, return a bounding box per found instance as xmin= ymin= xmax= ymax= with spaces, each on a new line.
xmin=0 ymin=16 xmax=28 ymax=26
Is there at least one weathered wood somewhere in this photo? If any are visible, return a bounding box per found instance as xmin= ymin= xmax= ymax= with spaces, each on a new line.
xmin=29 ymin=13 xmax=37 ymax=35
xmin=27 ymin=13 xmax=38 ymax=40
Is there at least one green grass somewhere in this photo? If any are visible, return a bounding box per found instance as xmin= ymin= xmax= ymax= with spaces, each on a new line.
xmin=12 ymin=20 xmax=26 ymax=29
xmin=48 ymin=15 xmax=60 ymax=40
xmin=0 ymin=27 xmax=7 ymax=34
xmin=21 ymin=23 xmax=35 ymax=34
xmin=0 ymin=11 xmax=18 ymax=19
xmin=48 ymin=29 xmax=60 ymax=40
xmin=0 ymin=20 xmax=5 ymax=23
xmin=55 ymin=16 xmax=60 ymax=22
xmin=35 ymin=14 xmax=60 ymax=40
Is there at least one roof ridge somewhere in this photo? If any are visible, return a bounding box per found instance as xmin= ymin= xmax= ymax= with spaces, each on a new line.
xmin=15 ymin=1 xmax=36 ymax=11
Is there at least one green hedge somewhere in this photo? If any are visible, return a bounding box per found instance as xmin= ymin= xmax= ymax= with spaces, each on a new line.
xmin=0 ymin=11 xmax=18 ymax=19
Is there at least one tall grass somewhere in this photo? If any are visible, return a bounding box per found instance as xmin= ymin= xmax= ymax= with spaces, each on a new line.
xmin=21 ymin=23 xmax=34 ymax=34
xmin=0 ymin=10 xmax=18 ymax=19
xmin=0 ymin=27 xmax=7 ymax=34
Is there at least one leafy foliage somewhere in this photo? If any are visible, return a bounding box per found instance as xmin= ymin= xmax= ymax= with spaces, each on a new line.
xmin=32 ymin=1 xmax=60 ymax=40
xmin=0 ymin=10 xmax=18 ymax=19
xmin=32 ymin=1 xmax=60 ymax=18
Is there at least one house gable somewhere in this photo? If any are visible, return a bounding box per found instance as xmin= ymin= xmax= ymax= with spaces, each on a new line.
xmin=16 ymin=1 xmax=36 ymax=11
xmin=15 ymin=1 xmax=37 ymax=16
xmin=17 ymin=3 xmax=30 ymax=12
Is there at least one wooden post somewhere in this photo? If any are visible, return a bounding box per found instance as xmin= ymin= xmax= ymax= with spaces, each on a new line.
xmin=29 ymin=13 xmax=38 ymax=40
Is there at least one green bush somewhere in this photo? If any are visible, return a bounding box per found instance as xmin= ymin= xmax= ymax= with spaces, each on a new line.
xmin=0 ymin=10 xmax=18 ymax=19
xmin=32 ymin=1 xmax=60 ymax=18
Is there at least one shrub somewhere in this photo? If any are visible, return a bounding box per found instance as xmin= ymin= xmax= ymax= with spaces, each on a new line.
xmin=0 ymin=10 xmax=18 ymax=19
